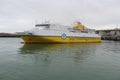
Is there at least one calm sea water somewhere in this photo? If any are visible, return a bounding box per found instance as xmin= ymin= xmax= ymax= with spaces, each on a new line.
xmin=0 ymin=38 xmax=120 ymax=80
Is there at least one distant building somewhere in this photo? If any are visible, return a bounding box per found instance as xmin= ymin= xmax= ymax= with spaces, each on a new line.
xmin=96 ymin=28 xmax=120 ymax=41
xmin=96 ymin=28 xmax=120 ymax=36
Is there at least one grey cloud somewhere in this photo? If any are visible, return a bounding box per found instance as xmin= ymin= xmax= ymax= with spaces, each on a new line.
xmin=0 ymin=0 xmax=120 ymax=32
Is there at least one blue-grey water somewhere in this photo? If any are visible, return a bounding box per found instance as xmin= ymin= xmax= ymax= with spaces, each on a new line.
xmin=0 ymin=38 xmax=120 ymax=80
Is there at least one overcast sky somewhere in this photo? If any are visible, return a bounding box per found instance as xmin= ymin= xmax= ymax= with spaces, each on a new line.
xmin=0 ymin=0 xmax=120 ymax=32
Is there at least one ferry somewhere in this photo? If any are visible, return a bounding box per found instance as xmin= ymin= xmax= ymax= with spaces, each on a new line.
xmin=21 ymin=22 xmax=101 ymax=43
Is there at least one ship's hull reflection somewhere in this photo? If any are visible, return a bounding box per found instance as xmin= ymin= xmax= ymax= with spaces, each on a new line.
xmin=19 ymin=43 xmax=100 ymax=63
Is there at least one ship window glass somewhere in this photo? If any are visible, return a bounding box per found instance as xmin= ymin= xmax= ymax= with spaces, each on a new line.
xmin=35 ymin=24 xmax=50 ymax=28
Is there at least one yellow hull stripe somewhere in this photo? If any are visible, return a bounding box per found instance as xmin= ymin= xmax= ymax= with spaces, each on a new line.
xmin=21 ymin=36 xmax=101 ymax=43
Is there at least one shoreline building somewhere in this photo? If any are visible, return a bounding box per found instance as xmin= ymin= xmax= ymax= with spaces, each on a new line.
xmin=96 ymin=28 xmax=120 ymax=41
